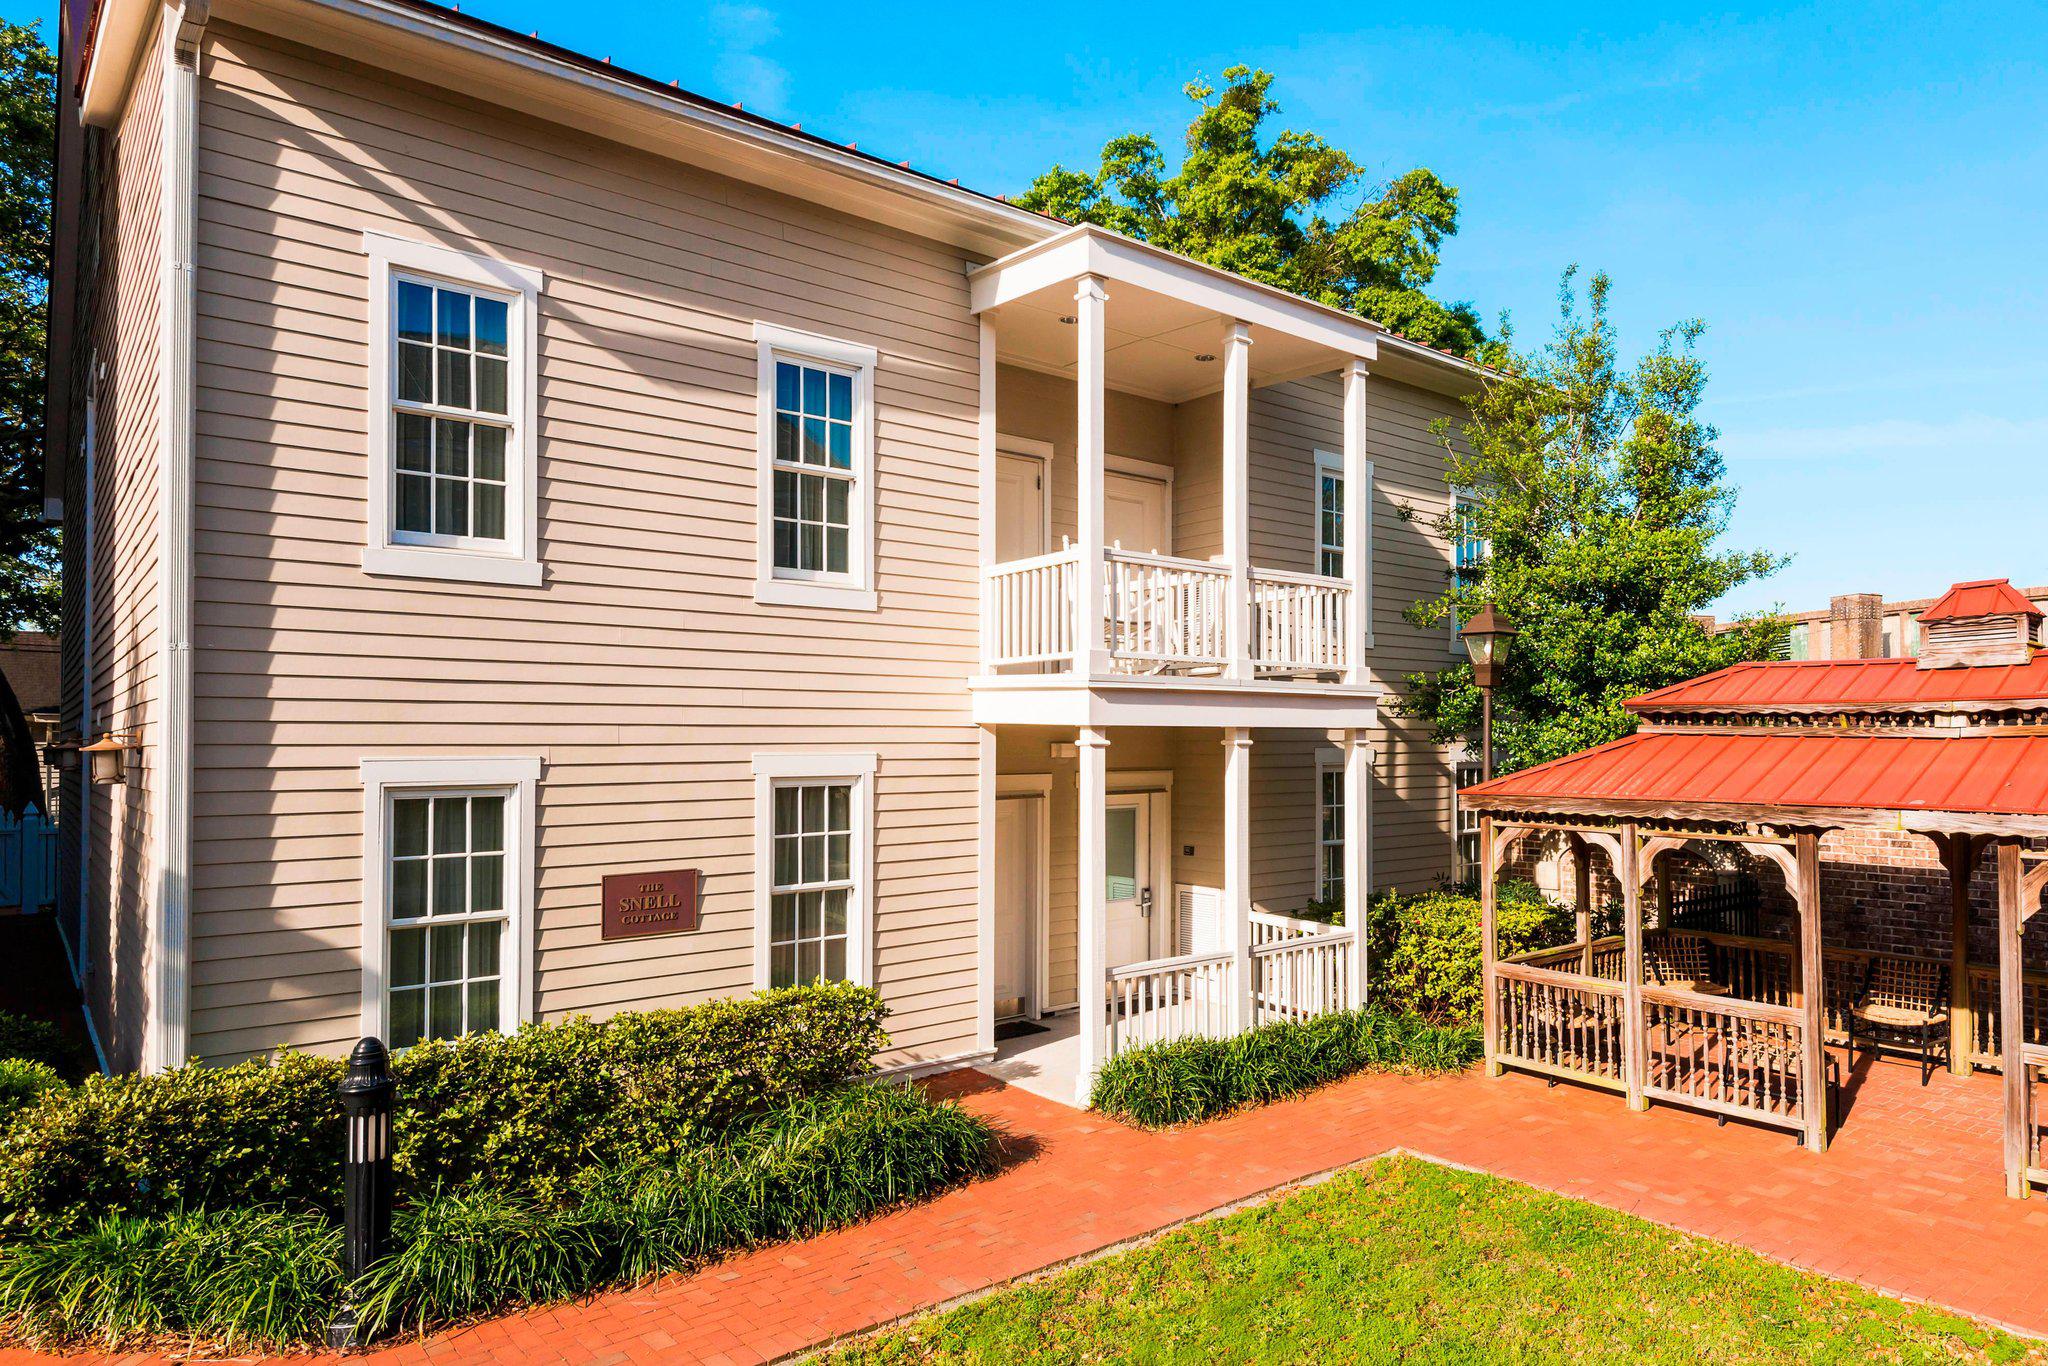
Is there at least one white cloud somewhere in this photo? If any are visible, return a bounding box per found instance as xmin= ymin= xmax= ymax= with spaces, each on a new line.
xmin=707 ymin=4 xmax=787 ymax=115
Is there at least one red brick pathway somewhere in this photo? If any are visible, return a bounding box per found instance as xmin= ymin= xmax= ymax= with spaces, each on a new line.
xmin=9 ymin=1051 xmax=2045 ymax=1364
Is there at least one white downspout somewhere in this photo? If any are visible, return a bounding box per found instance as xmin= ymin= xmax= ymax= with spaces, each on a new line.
xmin=147 ymin=0 xmax=206 ymax=1072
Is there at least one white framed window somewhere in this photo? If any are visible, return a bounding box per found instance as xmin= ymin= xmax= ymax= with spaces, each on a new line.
xmin=362 ymin=232 xmax=543 ymax=588
xmin=754 ymin=323 xmax=879 ymax=611
xmin=359 ymin=755 xmax=540 ymax=1046
xmin=752 ymin=752 xmax=877 ymax=988
xmin=1314 ymin=450 xmax=1344 ymax=579
xmin=1315 ymin=750 xmax=1344 ymax=907
xmin=1453 ymin=758 xmax=1484 ymax=879
xmin=1450 ymin=488 xmax=1486 ymax=653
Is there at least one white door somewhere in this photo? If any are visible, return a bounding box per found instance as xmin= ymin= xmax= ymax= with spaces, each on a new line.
xmin=1104 ymin=795 xmax=1156 ymax=968
xmin=1103 ymin=471 xmax=1171 ymax=555
xmin=993 ymin=796 xmax=1039 ymax=1019
xmin=996 ymin=453 xmax=1047 ymax=563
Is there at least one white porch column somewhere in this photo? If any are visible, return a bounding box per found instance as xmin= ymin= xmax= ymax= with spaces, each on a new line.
xmin=1342 ymin=728 xmax=1372 ymax=1009
xmin=1341 ymin=359 xmax=1371 ymax=685
xmin=1221 ymin=322 xmax=1254 ymax=680
xmin=1073 ymin=276 xmax=1110 ymax=678
xmin=1224 ymin=726 xmax=1255 ymax=1031
xmin=1075 ymin=725 xmax=1110 ymax=1106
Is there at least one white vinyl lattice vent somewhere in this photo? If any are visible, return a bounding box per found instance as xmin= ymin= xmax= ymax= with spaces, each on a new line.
xmin=1176 ymin=883 xmax=1223 ymax=956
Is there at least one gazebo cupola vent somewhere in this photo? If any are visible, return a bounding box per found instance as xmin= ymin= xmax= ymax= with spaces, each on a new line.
xmin=1916 ymin=578 xmax=2043 ymax=670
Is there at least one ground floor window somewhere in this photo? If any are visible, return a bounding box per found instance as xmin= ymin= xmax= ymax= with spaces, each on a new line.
xmin=360 ymin=756 xmax=538 ymax=1047
xmin=1454 ymin=759 xmax=1485 ymax=879
xmin=1317 ymin=761 xmax=1345 ymax=906
xmin=753 ymin=753 xmax=875 ymax=990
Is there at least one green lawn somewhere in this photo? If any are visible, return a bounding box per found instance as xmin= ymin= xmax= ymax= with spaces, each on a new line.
xmin=826 ymin=1157 xmax=2038 ymax=1364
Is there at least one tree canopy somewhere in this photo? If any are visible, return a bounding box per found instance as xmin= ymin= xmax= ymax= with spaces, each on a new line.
xmin=1018 ymin=66 xmax=1486 ymax=356
xmin=0 ymin=21 xmax=58 ymax=637
xmin=1403 ymin=269 xmax=1786 ymax=771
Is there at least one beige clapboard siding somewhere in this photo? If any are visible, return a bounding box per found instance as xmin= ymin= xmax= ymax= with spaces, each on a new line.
xmin=186 ymin=25 xmax=983 ymax=1066
xmin=78 ymin=21 xmax=168 ymax=1070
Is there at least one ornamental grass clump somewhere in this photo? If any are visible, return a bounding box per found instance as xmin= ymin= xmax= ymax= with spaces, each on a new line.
xmin=1090 ymin=1006 xmax=1480 ymax=1129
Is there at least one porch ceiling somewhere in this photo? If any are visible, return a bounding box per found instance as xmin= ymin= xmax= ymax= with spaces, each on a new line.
xmin=970 ymin=225 xmax=1376 ymax=404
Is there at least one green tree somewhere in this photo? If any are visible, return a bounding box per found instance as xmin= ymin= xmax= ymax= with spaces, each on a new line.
xmin=1018 ymin=66 xmax=1486 ymax=356
xmin=1404 ymin=269 xmax=1786 ymax=771
xmin=0 ymin=21 xmax=57 ymax=637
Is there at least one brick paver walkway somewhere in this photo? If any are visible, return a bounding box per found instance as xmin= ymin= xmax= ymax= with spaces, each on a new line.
xmin=7 ymin=1051 xmax=2045 ymax=1364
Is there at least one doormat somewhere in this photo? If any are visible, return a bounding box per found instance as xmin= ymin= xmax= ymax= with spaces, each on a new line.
xmin=995 ymin=1019 xmax=1049 ymax=1041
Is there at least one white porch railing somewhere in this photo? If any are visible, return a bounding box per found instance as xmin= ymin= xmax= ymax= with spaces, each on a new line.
xmin=1105 ymin=549 xmax=1231 ymax=670
xmin=1107 ymin=949 xmax=1234 ymax=1057
xmin=982 ymin=553 xmax=1355 ymax=677
xmin=982 ymin=548 xmax=1079 ymax=668
xmin=1252 ymin=928 xmax=1356 ymax=1025
xmin=1250 ymin=568 xmax=1350 ymax=675
xmin=1250 ymin=909 xmax=1337 ymax=947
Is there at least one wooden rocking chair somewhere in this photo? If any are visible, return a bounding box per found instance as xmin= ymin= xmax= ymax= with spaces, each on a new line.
xmin=1846 ymin=956 xmax=1949 ymax=1085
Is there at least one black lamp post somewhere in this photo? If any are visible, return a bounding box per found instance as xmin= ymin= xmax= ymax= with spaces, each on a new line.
xmin=1460 ymin=604 xmax=1518 ymax=783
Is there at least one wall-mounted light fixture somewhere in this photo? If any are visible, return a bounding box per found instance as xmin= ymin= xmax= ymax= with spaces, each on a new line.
xmin=42 ymin=734 xmax=82 ymax=775
xmin=80 ymin=731 xmax=140 ymax=786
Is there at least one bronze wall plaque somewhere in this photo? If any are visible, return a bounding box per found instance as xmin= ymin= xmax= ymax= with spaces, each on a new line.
xmin=600 ymin=868 xmax=701 ymax=940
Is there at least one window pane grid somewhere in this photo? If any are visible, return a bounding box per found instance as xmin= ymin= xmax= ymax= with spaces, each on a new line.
xmin=393 ymin=275 xmax=514 ymax=545
xmin=388 ymin=791 xmax=508 ymax=1046
xmin=1317 ymin=768 xmax=1345 ymax=905
xmin=1318 ymin=471 xmax=1344 ymax=579
xmin=770 ymin=358 xmax=857 ymax=577
xmin=768 ymin=779 xmax=854 ymax=989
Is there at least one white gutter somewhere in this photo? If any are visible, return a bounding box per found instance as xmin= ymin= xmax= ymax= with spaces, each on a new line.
xmin=146 ymin=0 xmax=204 ymax=1072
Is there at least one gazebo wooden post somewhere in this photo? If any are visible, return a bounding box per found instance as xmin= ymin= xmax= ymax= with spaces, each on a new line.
xmin=1795 ymin=831 xmax=1828 ymax=1154
xmin=1480 ymin=815 xmax=1501 ymax=1078
xmin=1621 ymin=821 xmax=1646 ymax=1112
xmin=1943 ymin=833 xmax=1976 ymax=1078
xmin=1569 ymin=832 xmax=1592 ymax=973
xmin=1998 ymin=841 xmax=2029 ymax=1198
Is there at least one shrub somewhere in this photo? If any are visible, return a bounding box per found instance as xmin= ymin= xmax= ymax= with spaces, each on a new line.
xmin=1090 ymin=1007 xmax=1479 ymax=1128
xmin=0 ymin=984 xmax=890 ymax=1230
xmin=0 ymin=1011 xmax=89 ymax=1080
xmin=354 ymin=1081 xmax=995 ymax=1336
xmin=1369 ymin=882 xmax=1573 ymax=1024
xmin=0 ymin=1059 xmax=64 ymax=1122
xmin=0 ymin=1050 xmax=346 ymax=1232
xmin=392 ymin=981 xmax=890 ymax=1202
xmin=0 ymin=1206 xmax=339 ymax=1352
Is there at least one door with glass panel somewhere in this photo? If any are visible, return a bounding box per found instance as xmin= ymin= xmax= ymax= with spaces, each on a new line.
xmin=386 ymin=790 xmax=509 ymax=1046
xmin=1103 ymin=794 xmax=1157 ymax=969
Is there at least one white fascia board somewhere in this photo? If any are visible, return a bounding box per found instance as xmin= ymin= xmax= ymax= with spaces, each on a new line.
xmin=969 ymin=676 xmax=1379 ymax=730
xmin=77 ymin=0 xmax=154 ymax=126
xmin=970 ymin=226 xmax=1384 ymax=362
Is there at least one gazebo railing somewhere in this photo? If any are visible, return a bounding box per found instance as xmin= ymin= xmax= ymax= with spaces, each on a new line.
xmin=1493 ymin=961 xmax=1626 ymax=1089
xmin=1641 ymin=985 xmax=1810 ymax=1133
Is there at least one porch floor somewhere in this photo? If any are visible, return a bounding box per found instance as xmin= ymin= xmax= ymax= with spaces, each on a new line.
xmin=983 ymin=1011 xmax=1084 ymax=1107
xmin=20 ymin=1049 xmax=2044 ymax=1366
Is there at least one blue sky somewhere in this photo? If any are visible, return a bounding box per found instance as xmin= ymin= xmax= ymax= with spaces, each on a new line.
xmin=17 ymin=0 xmax=2045 ymax=615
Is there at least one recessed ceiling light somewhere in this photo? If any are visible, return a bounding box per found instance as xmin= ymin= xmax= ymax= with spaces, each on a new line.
xmin=1059 ymin=315 xmax=1077 ymax=325
xmin=1194 ymin=353 xmax=1216 ymax=362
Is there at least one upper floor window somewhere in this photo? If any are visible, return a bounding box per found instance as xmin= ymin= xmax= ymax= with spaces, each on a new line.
xmin=1451 ymin=489 xmax=1485 ymax=652
xmin=755 ymin=324 xmax=878 ymax=611
xmin=1316 ymin=451 xmax=1344 ymax=579
xmin=362 ymin=233 xmax=543 ymax=588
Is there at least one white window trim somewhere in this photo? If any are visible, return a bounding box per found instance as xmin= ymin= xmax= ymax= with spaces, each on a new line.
xmin=1314 ymin=744 xmax=1343 ymax=905
xmin=754 ymin=323 xmax=880 ymax=611
xmin=362 ymin=232 xmax=544 ymax=588
xmin=359 ymin=755 xmax=542 ymax=1043
xmin=1450 ymin=486 xmax=1486 ymax=654
xmin=1451 ymin=754 xmax=1485 ymax=880
xmin=752 ymin=751 xmax=879 ymax=989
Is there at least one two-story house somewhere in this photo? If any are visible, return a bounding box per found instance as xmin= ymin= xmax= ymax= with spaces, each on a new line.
xmin=44 ymin=0 xmax=1487 ymax=1099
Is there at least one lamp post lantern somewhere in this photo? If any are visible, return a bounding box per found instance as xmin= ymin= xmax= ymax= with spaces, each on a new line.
xmin=1460 ymin=604 xmax=1518 ymax=783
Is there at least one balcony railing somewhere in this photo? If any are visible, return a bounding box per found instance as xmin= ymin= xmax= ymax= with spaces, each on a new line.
xmin=982 ymin=548 xmax=1355 ymax=678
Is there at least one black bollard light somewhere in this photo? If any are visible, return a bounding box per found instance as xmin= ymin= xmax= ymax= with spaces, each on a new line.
xmin=327 ymin=1036 xmax=397 ymax=1350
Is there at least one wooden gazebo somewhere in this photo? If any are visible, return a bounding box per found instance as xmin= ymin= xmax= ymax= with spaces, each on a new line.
xmin=1460 ymin=580 xmax=2048 ymax=1196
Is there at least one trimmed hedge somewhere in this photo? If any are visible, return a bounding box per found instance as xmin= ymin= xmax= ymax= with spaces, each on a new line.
xmin=1365 ymin=881 xmax=1572 ymax=1024
xmin=1090 ymin=1007 xmax=1479 ymax=1128
xmin=0 ymin=1012 xmax=89 ymax=1081
xmin=0 ymin=1061 xmax=64 ymax=1124
xmin=0 ymin=982 xmax=889 ymax=1231
xmin=0 ymin=1082 xmax=994 ymax=1352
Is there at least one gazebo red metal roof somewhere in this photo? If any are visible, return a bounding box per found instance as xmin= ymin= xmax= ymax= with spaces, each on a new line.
xmin=1919 ymin=578 xmax=2045 ymax=623
xmin=1626 ymin=654 xmax=2048 ymax=712
xmin=1460 ymin=730 xmax=2048 ymax=820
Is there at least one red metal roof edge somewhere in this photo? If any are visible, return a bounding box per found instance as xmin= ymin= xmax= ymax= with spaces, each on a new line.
xmin=1457 ymin=733 xmax=1648 ymax=799
xmin=1918 ymin=578 xmax=2044 ymax=624
xmin=1622 ymin=653 xmax=2048 ymax=713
